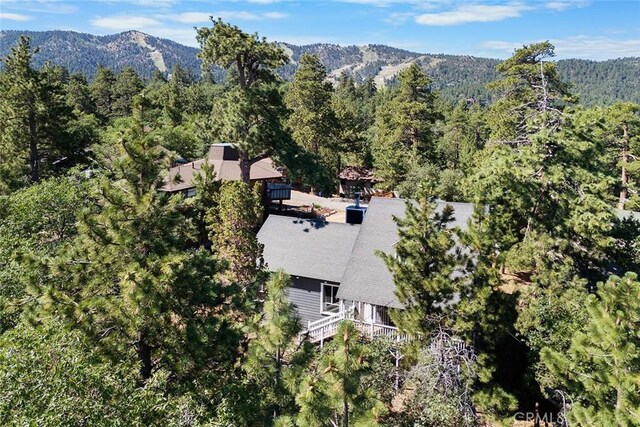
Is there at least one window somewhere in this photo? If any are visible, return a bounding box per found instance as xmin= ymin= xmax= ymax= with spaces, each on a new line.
xmin=321 ymin=283 xmax=340 ymax=314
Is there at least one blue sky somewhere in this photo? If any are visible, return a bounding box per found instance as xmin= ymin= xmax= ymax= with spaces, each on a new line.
xmin=1 ymin=0 xmax=639 ymax=60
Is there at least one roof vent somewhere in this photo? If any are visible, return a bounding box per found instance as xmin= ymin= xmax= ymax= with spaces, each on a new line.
xmin=346 ymin=192 xmax=367 ymax=225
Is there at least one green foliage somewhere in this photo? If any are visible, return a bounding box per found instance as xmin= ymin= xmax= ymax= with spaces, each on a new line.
xmin=0 ymin=319 xmax=184 ymax=426
xmin=0 ymin=173 xmax=90 ymax=331
xmin=487 ymin=41 xmax=574 ymax=143
xmin=208 ymin=180 xmax=264 ymax=290
xmin=438 ymin=100 xmax=486 ymax=173
xmin=332 ymin=72 xmax=376 ymax=167
xmin=90 ymin=65 xmax=116 ymax=121
xmin=378 ymin=193 xmax=460 ymax=336
xmin=0 ymin=36 xmax=82 ymax=191
xmin=244 ymin=270 xmax=307 ymax=420
xmin=542 ymin=272 xmax=640 ymax=426
xmin=112 ymin=67 xmax=144 ymax=117
xmin=294 ymin=322 xmax=386 ymax=427
xmin=603 ymin=102 xmax=640 ymax=210
xmin=37 ymin=107 xmax=241 ymax=382
xmin=286 ymin=54 xmax=339 ymax=193
xmin=372 ymin=64 xmax=440 ymax=190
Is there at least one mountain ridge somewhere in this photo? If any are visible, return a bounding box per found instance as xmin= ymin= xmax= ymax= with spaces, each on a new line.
xmin=2 ymin=29 xmax=639 ymax=105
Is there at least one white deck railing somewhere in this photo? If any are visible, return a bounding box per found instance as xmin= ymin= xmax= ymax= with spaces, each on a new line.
xmin=301 ymin=309 xmax=410 ymax=345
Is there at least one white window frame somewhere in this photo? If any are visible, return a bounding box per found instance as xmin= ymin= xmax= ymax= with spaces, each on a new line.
xmin=320 ymin=282 xmax=340 ymax=315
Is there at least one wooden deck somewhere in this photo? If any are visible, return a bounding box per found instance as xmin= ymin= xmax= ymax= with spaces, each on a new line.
xmin=301 ymin=308 xmax=410 ymax=346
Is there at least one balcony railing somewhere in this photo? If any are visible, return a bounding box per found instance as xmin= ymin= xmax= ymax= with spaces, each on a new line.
xmin=301 ymin=308 xmax=410 ymax=346
xmin=266 ymin=183 xmax=292 ymax=201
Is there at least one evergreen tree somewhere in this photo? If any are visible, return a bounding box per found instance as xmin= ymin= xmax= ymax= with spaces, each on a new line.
xmin=0 ymin=174 xmax=90 ymax=332
xmin=244 ymin=270 xmax=305 ymax=419
xmin=112 ymin=67 xmax=143 ymax=117
xmin=0 ymin=318 xmax=216 ymax=425
xmin=604 ymin=102 xmax=640 ymax=210
xmin=461 ymin=43 xmax=615 ymax=415
xmin=90 ymin=65 xmax=116 ymax=121
xmin=377 ymin=193 xmax=460 ymax=336
xmin=0 ymin=36 xmax=77 ymax=191
xmin=65 ymin=73 xmax=95 ymax=115
xmin=286 ymin=54 xmax=339 ymax=193
xmin=542 ymin=272 xmax=640 ymax=426
xmin=487 ymin=41 xmax=574 ymax=144
xmin=39 ymin=97 xmax=240 ymax=382
xmin=197 ymin=19 xmax=289 ymax=184
xmin=438 ymin=100 xmax=485 ymax=172
xmin=332 ymin=72 xmax=374 ymax=167
xmin=372 ymin=64 xmax=440 ymax=190
xmin=207 ymin=180 xmax=264 ymax=301
xmin=295 ymin=322 xmax=385 ymax=427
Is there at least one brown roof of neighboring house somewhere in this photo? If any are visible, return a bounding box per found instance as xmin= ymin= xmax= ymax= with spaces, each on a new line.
xmin=161 ymin=144 xmax=283 ymax=192
xmin=338 ymin=166 xmax=377 ymax=181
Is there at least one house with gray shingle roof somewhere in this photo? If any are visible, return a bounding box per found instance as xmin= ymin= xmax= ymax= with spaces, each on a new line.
xmin=257 ymin=197 xmax=475 ymax=335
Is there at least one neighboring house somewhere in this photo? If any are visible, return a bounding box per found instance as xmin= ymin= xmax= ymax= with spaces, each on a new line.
xmin=258 ymin=197 xmax=475 ymax=343
xmin=338 ymin=166 xmax=378 ymax=198
xmin=161 ymin=144 xmax=290 ymax=201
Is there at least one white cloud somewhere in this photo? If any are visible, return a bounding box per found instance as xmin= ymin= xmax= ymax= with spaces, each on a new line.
xmin=91 ymin=16 xmax=162 ymax=31
xmin=167 ymin=10 xmax=287 ymax=24
xmin=96 ymin=0 xmax=176 ymax=6
xmin=263 ymin=11 xmax=288 ymax=19
xmin=1 ymin=0 xmax=77 ymax=14
xmin=415 ymin=3 xmax=531 ymax=26
xmin=338 ymin=0 xmax=430 ymax=6
xmin=544 ymin=0 xmax=589 ymax=12
xmin=383 ymin=12 xmax=414 ymax=25
xmin=481 ymin=35 xmax=640 ymax=60
xmin=0 ymin=12 xmax=33 ymax=21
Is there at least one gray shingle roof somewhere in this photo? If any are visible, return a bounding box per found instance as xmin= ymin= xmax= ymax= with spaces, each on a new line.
xmin=257 ymin=215 xmax=361 ymax=283
xmin=615 ymin=208 xmax=640 ymax=222
xmin=336 ymin=197 xmax=474 ymax=309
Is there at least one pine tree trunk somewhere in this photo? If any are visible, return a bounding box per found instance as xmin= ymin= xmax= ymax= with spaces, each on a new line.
xmin=28 ymin=102 xmax=38 ymax=183
xmin=137 ymin=334 xmax=153 ymax=380
xmin=618 ymin=122 xmax=629 ymax=209
xmin=342 ymin=399 xmax=348 ymax=427
xmin=239 ymin=150 xmax=251 ymax=184
xmin=274 ymin=347 xmax=281 ymax=419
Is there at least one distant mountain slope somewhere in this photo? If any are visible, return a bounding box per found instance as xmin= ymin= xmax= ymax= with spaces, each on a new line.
xmin=1 ymin=30 xmax=639 ymax=105
xmin=0 ymin=30 xmax=200 ymax=80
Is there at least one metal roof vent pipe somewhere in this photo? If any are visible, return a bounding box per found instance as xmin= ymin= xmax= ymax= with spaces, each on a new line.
xmin=346 ymin=192 xmax=367 ymax=225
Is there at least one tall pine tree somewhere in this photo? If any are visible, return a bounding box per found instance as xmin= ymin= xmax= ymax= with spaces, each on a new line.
xmin=542 ymin=272 xmax=640 ymax=426
xmin=40 ymin=97 xmax=240 ymax=382
xmin=197 ymin=19 xmax=289 ymax=184
xmin=372 ymin=63 xmax=440 ymax=190
xmin=286 ymin=54 xmax=339 ymax=193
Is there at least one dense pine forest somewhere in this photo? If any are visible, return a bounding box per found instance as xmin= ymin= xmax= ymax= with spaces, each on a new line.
xmin=1 ymin=19 xmax=639 ymax=427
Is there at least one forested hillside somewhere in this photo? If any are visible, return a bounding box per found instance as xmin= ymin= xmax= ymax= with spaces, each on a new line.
xmin=1 ymin=21 xmax=640 ymax=427
xmin=1 ymin=29 xmax=639 ymax=105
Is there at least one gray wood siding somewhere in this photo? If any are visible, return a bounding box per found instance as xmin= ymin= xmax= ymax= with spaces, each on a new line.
xmin=286 ymin=276 xmax=337 ymax=326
